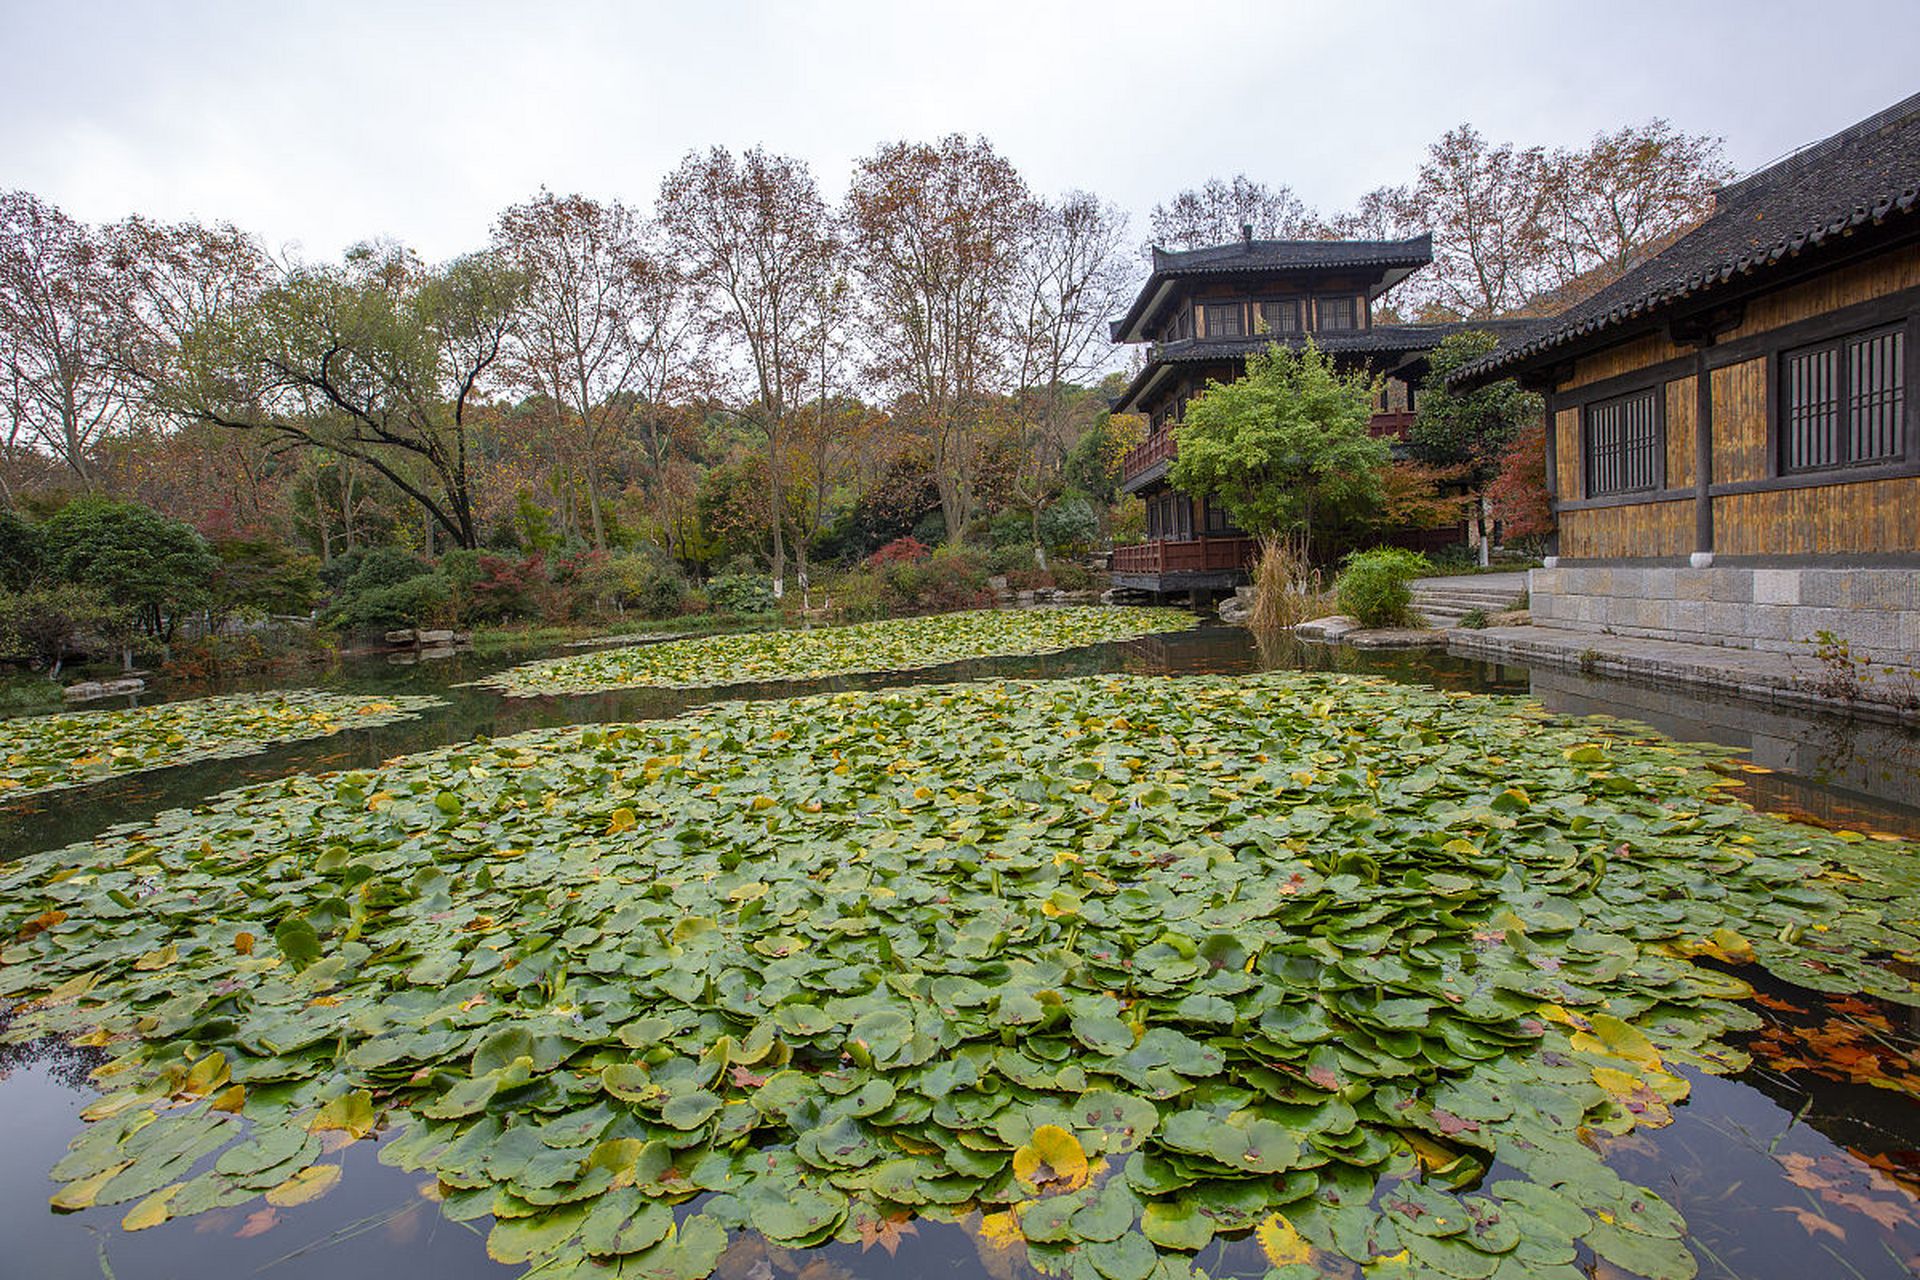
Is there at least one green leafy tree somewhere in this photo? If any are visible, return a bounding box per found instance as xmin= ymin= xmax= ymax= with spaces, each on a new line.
xmin=0 ymin=583 xmax=132 ymax=676
xmin=1407 ymin=331 xmax=1543 ymax=563
xmin=1169 ymin=342 xmax=1387 ymax=559
xmin=39 ymin=498 xmax=218 ymax=639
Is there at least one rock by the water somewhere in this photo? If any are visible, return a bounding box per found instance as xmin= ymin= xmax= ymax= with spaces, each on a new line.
xmin=63 ymin=677 xmax=146 ymax=701
xmin=1293 ymin=615 xmax=1359 ymax=642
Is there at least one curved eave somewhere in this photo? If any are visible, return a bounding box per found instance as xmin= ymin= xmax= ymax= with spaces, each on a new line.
xmin=1450 ymin=187 xmax=1920 ymax=390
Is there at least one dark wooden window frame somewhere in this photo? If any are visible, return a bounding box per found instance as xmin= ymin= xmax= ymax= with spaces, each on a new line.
xmin=1766 ymin=322 xmax=1904 ymax=477
xmin=1771 ymin=317 xmax=1913 ymax=478
xmin=1549 ymin=284 xmax=1920 ymax=510
xmin=1203 ymin=301 xmax=1246 ymax=339
xmin=1581 ymin=385 xmax=1665 ymax=499
xmin=1314 ymin=295 xmax=1360 ymax=332
xmin=1255 ymin=296 xmax=1302 ymax=337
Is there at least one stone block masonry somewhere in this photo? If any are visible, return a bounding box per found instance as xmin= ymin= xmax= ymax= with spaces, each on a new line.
xmin=1527 ymin=565 xmax=1920 ymax=668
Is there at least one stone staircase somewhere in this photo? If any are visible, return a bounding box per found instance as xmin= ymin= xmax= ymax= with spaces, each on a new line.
xmin=1410 ymin=576 xmax=1528 ymax=628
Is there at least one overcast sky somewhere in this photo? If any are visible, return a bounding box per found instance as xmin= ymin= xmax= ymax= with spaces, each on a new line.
xmin=4 ymin=0 xmax=1917 ymax=261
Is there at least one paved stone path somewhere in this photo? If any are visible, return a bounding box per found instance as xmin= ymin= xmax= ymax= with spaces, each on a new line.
xmin=1448 ymin=625 xmax=1919 ymax=725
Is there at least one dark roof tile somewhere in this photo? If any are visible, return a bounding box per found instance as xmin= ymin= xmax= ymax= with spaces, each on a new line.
xmin=1453 ymin=92 xmax=1920 ymax=387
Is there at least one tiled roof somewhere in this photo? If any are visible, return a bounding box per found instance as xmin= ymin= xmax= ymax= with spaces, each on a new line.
xmin=1111 ymin=322 xmax=1527 ymax=415
xmin=1453 ymin=92 xmax=1920 ymax=387
xmin=1110 ymin=234 xmax=1434 ymax=341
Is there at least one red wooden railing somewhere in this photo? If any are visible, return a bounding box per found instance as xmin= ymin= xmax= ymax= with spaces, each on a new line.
xmin=1367 ymin=410 xmax=1416 ymax=439
xmin=1108 ymin=536 xmax=1257 ymax=576
xmin=1120 ymin=429 xmax=1178 ymax=484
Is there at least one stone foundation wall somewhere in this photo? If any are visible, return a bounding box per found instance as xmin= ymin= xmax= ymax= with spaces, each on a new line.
xmin=1528 ymin=565 xmax=1920 ymax=666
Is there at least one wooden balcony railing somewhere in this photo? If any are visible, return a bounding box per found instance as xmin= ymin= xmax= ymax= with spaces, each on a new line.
xmin=1108 ymin=535 xmax=1257 ymax=576
xmin=1367 ymin=410 xmax=1416 ymax=439
xmin=1120 ymin=429 xmax=1178 ymax=484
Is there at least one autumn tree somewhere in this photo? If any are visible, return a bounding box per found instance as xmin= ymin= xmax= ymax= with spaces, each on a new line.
xmin=0 ymin=191 xmax=134 ymax=485
xmin=1538 ymin=120 xmax=1733 ymax=298
xmin=493 ymin=190 xmax=683 ymax=550
xmin=159 ymin=242 xmax=523 ymax=549
xmin=1404 ymin=126 xmax=1551 ymax=318
xmin=1009 ymin=191 xmax=1131 ymax=565
xmin=658 ymin=147 xmax=837 ymax=595
xmin=849 ymin=134 xmax=1036 ymax=543
xmin=1407 ymin=330 xmax=1543 ymax=563
xmin=1147 ymin=175 xmax=1322 ymax=250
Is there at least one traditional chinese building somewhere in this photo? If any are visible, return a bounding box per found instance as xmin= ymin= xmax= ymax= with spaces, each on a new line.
xmin=1106 ymin=229 xmax=1516 ymax=596
xmin=1453 ymin=92 xmax=1920 ymax=666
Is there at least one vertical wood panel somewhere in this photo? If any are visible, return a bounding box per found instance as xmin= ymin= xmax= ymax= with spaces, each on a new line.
xmin=1565 ymin=332 xmax=1689 ymax=389
xmin=1730 ymin=243 xmax=1920 ymax=338
xmin=1555 ymin=408 xmax=1581 ymax=499
xmin=1664 ymin=376 xmax=1695 ymax=490
xmin=1713 ymin=477 xmax=1920 ymax=556
xmin=1559 ymin=503 xmax=1694 ymax=559
xmin=1711 ymin=358 xmax=1769 ymax=483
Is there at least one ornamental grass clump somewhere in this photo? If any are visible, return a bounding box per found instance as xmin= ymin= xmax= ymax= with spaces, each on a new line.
xmin=3 ymin=673 xmax=1916 ymax=1280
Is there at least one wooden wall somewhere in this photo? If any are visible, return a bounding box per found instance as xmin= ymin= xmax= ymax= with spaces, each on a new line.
xmin=1560 ymin=502 xmax=1694 ymax=559
xmin=1549 ymin=239 xmax=1919 ymax=561
xmin=1730 ymin=242 xmax=1920 ymax=338
xmin=1714 ymin=477 xmax=1920 ymax=557
xmin=1565 ymin=331 xmax=1688 ymax=390
xmin=1554 ymin=408 xmax=1580 ymax=498
xmin=1710 ymin=358 xmax=1768 ymax=484
xmin=1664 ymin=376 xmax=1696 ymax=490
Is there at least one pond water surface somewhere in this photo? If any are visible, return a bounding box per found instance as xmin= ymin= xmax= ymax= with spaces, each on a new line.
xmin=2 ymin=622 xmax=1917 ymax=1280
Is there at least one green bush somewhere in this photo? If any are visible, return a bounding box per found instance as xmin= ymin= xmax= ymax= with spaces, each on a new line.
xmin=331 ymin=573 xmax=452 ymax=632
xmin=827 ymin=569 xmax=888 ymax=622
xmin=1334 ymin=547 xmax=1431 ymax=629
xmin=988 ymin=544 xmax=1034 ymax=575
xmin=573 ymin=553 xmax=690 ymax=620
xmin=341 ymin=546 xmax=431 ymax=594
xmin=988 ymin=510 xmax=1030 ymax=549
xmin=1038 ymin=495 xmax=1099 ymax=552
xmin=708 ymin=572 xmax=776 ymax=616
xmin=1052 ymin=561 xmax=1094 ymax=592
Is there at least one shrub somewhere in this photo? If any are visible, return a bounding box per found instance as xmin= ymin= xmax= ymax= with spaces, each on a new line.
xmin=708 ymin=572 xmax=776 ymax=616
xmin=827 ymin=569 xmax=888 ymax=622
xmin=866 ymin=537 xmax=930 ymax=567
xmin=1052 ymin=561 xmax=1094 ymax=592
xmin=1038 ymin=495 xmax=1099 ymax=553
xmin=0 ymin=510 xmax=43 ymax=591
xmin=572 ymin=553 xmax=690 ymax=620
xmin=1334 ymin=547 xmax=1431 ymax=629
xmin=340 ymin=545 xmax=431 ymax=594
xmin=987 ymin=544 xmax=1034 ymax=575
xmin=1458 ymin=608 xmax=1490 ymax=630
xmin=210 ymin=538 xmax=321 ymax=620
xmin=468 ymin=554 xmax=549 ymax=623
xmin=987 ymin=510 xmax=1029 ymax=549
xmin=332 ymin=573 xmax=452 ymax=632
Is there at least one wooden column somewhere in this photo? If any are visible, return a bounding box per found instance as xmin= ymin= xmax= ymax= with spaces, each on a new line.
xmin=1694 ymin=349 xmax=1714 ymax=559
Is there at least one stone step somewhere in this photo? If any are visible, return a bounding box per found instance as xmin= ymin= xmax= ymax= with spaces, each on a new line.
xmin=1413 ymin=593 xmax=1523 ymax=612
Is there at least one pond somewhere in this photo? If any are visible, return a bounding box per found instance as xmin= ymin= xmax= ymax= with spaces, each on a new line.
xmin=1 ymin=619 xmax=1917 ymax=1280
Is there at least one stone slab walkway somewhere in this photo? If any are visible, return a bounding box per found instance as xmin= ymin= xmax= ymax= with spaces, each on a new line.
xmin=1448 ymin=625 xmax=1920 ymax=725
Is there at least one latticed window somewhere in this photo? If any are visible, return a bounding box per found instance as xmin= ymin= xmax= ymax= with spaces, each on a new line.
xmin=1258 ymin=299 xmax=1301 ymax=335
xmin=1584 ymin=388 xmax=1661 ymax=497
xmin=1315 ymin=296 xmax=1357 ymax=331
xmin=1204 ymin=303 xmax=1244 ymax=338
xmin=1781 ymin=326 xmax=1906 ymax=473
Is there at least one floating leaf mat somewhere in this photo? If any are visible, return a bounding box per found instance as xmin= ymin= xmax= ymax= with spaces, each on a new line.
xmin=0 ymin=691 xmax=445 ymax=799
xmin=476 ymin=606 xmax=1197 ymax=696
xmin=3 ymin=673 xmax=1918 ymax=1280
